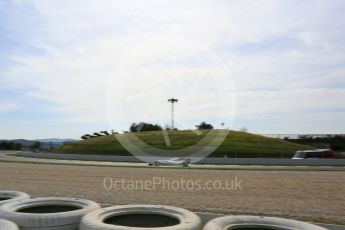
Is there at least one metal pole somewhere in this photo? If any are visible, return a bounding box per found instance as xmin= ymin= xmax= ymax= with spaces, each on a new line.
xmin=171 ymin=102 xmax=174 ymax=130
xmin=168 ymin=98 xmax=178 ymax=130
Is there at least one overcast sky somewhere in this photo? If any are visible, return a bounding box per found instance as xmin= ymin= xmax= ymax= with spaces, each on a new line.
xmin=1 ymin=0 xmax=345 ymax=139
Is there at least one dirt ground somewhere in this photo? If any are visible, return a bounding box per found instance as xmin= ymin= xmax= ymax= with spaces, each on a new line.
xmin=0 ymin=162 xmax=344 ymax=223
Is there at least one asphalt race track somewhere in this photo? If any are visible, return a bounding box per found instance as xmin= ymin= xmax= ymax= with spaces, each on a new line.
xmin=1 ymin=151 xmax=345 ymax=170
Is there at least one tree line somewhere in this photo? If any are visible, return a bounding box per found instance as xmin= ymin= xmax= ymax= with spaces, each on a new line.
xmin=81 ymin=121 xmax=214 ymax=140
xmin=0 ymin=141 xmax=23 ymax=150
xmin=0 ymin=141 xmax=41 ymax=151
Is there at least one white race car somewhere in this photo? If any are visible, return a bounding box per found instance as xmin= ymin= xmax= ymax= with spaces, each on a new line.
xmin=150 ymin=157 xmax=191 ymax=167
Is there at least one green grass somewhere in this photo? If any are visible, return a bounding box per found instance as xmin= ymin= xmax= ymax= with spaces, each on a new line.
xmin=55 ymin=130 xmax=313 ymax=158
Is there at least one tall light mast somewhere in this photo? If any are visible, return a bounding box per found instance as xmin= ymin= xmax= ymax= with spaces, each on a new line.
xmin=168 ymin=98 xmax=178 ymax=130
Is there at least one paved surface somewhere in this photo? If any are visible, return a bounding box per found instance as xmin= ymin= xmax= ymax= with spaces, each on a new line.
xmin=7 ymin=151 xmax=345 ymax=166
xmin=1 ymin=151 xmax=345 ymax=171
xmin=1 ymin=161 xmax=344 ymax=226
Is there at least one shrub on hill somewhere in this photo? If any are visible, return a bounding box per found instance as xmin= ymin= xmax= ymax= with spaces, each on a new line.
xmin=130 ymin=122 xmax=162 ymax=132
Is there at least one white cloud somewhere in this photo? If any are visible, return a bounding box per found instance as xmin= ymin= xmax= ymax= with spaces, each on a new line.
xmin=2 ymin=0 xmax=345 ymax=134
xmin=236 ymin=88 xmax=345 ymax=116
xmin=0 ymin=102 xmax=18 ymax=113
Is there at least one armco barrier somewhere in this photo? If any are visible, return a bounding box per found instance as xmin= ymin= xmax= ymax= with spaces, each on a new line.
xmin=13 ymin=152 xmax=345 ymax=166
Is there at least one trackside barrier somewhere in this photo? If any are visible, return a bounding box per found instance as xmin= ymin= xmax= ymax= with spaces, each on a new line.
xmin=16 ymin=152 xmax=345 ymax=166
xmin=79 ymin=205 xmax=203 ymax=230
xmin=0 ymin=218 xmax=19 ymax=230
xmin=0 ymin=191 xmax=30 ymax=206
xmin=202 ymin=215 xmax=327 ymax=230
xmin=0 ymin=191 xmax=344 ymax=230
xmin=0 ymin=197 xmax=100 ymax=230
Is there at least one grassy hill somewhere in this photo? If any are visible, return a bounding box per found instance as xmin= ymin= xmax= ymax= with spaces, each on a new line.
xmin=55 ymin=130 xmax=313 ymax=158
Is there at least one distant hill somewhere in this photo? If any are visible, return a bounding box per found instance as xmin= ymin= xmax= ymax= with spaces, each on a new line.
xmin=34 ymin=138 xmax=78 ymax=143
xmin=55 ymin=130 xmax=313 ymax=158
xmin=0 ymin=139 xmax=34 ymax=146
xmin=0 ymin=138 xmax=78 ymax=149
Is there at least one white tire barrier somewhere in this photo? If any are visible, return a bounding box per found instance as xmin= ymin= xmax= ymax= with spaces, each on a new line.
xmin=80 ymin=205 xmax=203 ymax=230
xmin=0 ymin=197 xmax=100 ymax=230
xmin=0 ymin=218 xmax=19 ymax=230
xmin=203 ymin=215 xmax=328 ymax=230
xmin=0 ymin=191 xmax=30 ymax=206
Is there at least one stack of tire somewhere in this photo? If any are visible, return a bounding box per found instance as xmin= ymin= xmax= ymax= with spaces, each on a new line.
xmin=0 ymin=190 xmax=328 ymax=230
xmin=78 ymin=205 xmax=328 ymax=230
xmin=79 ymin=205 xmax=203 ymax=230
xmin=0 ymin=191 xmax=30 ymax=206
xmin=203 ymin=215 xmax=328 ymax=230
xmin=0 ymin=191 xmax=100 ymax=230
xmin=0 ymin=191 xmax=30 ymax=230
xmin=0 ymin=218 xmax=19 ymax=230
